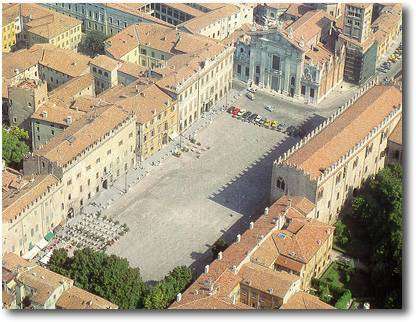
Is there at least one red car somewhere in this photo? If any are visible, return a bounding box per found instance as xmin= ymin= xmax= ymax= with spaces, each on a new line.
xmin=232 ymin=107 xmax=240 ymax=118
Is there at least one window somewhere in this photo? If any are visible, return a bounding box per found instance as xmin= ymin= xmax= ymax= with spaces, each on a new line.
xmin=335 ymin=173 xmax=341 ymax=184
xmin=353 ymin=158 xmax=358 ymax=168
xmin=317 ymin=188 xmax=324 ymax=200
xmin=96 ymin=157 xmax=100 ymax=164
xmin=272 ymin=55 xmax=280 ymax=70
xmin=67 ymin=179 xmax=72 ymax=186
xmin=119 ymin=140 xmax=123 ymax=146
xmin=68 ymin=194 xmax=71 ymax=200
xmin=255 ymin=65 xmax=260 ymax=74
xmin=276 ymin=177 xmax=285 ymax=190
xmin=107 ymin=149 xmax=111 ymax=155
xmin=301 ymin=85 xmax=306 ymax=95
xmin=86 ymin=165 xmax=91 ymax=171
xmin=310 ymin=88 xmax=315 ymax=98
xmin=237 ymin=64 xmax=241 ymax=74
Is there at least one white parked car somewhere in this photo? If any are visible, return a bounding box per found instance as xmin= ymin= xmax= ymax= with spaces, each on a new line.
xmin=265 ymin=105 xmax=276 ymax=112
xmin=246 ymin=92 xmax=255 ymax=100
xmin=247 ymin=87 xmax=257 ymax=93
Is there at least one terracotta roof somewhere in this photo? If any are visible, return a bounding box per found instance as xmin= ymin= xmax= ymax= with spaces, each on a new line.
xmin=169 ymin=195 xmax=323 ymax=310
xmin=56 ymin=286 xmax=118 ymax=309
xmin=3 ymin=44 xmax=91 ymax=80
xmin=275 ymin=255 xmax=304 ymax=273
xmin=283 ymin=85 xmax=402 ymax=179
xmin=285 ymin=4 xmax=315 ymax=18
xmin=106 ymin=23 xmax=224 ymax=60
xmin=2 ymin=3 xmax=19 ymax=25
xmin=118 ymin=61 xmax=148 ymax=78
xmin=2 ymin=174 xmax=59 ymax=223
xmin=287 ymin=10 xmax=334 ymax=44
xmin=389 ymin=117 xmax=402 ymax=145
xmin=2 ymin=167 xmax=28 ymax=195
xmin=2 ymin=46 xmax=42 ymax=79
xmin=31 ymin=101 xmax=86 ymax=126
xmin=239 ymin=262 xmax=299 ymax=298
xmin=90 ymin=55 xmax=121 ymax=71
xmin=305 ymin=43 xmax=333 ymax=65
xmin=99 ymin=81 xmax=173 ymax=124
xmin=265 ymin=3 xmax=290 ymax=10
xmin=3 ymin=253 xmax=74 ymax=306
xmin=36 ymin=44 xmax=91 ymax=77
xmin=281 ymin=291 xmax=334 ymax=310
xmin=33 ymin=104 xmax=133 ymax=167
xmin=48 ymin=74 xmax=95 ymax=107
xmin=272 ymin=218 xmax=334 ymax=264
xmin=179 ymin=4 xmax=240 ymax=33
xmin=21 ymin=3 xmax=81 ymax=39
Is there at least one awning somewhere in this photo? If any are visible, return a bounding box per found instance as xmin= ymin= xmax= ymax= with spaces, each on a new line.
xmin=44 ymin=231 xmax=54 ymax=241
xmin=22 ymin=246 xmax=41 ymax=260
xmin=36 ymin=238 xmax=49 ymax=250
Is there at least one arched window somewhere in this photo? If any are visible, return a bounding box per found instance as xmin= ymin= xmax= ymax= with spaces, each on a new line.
xmin=276 ymin=177 xmax=285 ymax=190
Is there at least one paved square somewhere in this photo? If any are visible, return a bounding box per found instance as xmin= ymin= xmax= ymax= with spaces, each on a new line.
xmin=103 ymin=111 xmax=297 ymax=281
xmin=94 ymin=79 xmax=361 ymax=282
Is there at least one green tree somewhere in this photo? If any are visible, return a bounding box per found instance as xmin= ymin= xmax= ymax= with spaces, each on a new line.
xmin=211 ymin=237 xmax=229 ymax=259
xmin=143 ymin=266 xmax=192 ymax=309
xmin=334 ymin=220 xmax=351 ymax=248
xmin=79 ymin=31 xmax=107 ymax=57
xmin=351 ymin=165 xmax=402 ymax=308
xmin=48 ymin=248 xmax=147 ymax=309
xmin=2 ymin=127 xmax=29 ymax=169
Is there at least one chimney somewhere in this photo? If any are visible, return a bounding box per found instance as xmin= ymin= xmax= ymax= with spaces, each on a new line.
xmin=268 ymin=288 xmax=274 ymax=294
xmin=176 ymin=293 xmax=182 ymax=302
xmin=236 ymin=234 xmax=241 ymax=243
xmin=66 ymin=115 xmax=73 ymax=125
xmin=264 ymin=207 xmax=269 ymax=216
xmin=249 ymin=221 xmax=254 ymax=230
xmin=42 ymin=111 xmax=48 ymax=118
xmin=204 ymin=265 xmax=209 ymax=274
xmin=217 ymin=251 xmax=223 ymax=260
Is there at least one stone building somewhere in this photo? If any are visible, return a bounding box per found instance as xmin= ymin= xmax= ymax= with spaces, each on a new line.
xmin=89 ymin=55 xmax=121 ymax=95
xmin=169 ymin=195 xmax=334 ymax=310
xmin=2 ymin=4 xmax=19 ymax=53
xmin=105 ymin=23 xmax=234 ymax=132
xmin=8 ymin=79 xmax=48 ymax=131
xmin=372 ymin=3 xmax=402 ymax=63
xmin=42 ymin=2 xmax=168 ymax=37
xmin=23 ymin=104 xmax=137 ymax=219
xmin=341 ymin=3 xmax=378 ymax=85
xmin=99 ymin=80 xmax=179 ymax=162
xmin=386 ymin=118 xmax=403 ymax=166
xmin=234 ymin=10 xmax=345 ymax=105
xmin=30 ymin=74 xmax=95 ymax=150
xmin=271 ymin=83 xmax=402 ymax=224
xmin=2 ymin=167 xmax=64 ymax=256
xmin=3 ymin=3 xmax=83 ymax=52
xmin=2 ymin=253 xmax=118 ymax=309
xmin=147 ymin=3 xmax=253 ymax=41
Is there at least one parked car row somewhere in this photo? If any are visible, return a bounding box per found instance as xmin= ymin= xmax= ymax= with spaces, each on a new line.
xmin=377 ymin=44 xmax=402 ymax=73
xmin=227 ymin=106 xmax=286 ymax=132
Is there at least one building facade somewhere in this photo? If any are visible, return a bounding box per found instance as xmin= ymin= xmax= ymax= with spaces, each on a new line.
xmin=271 ymin=83 xmax=402 ymax=224
xmin=234 ymin=10 xmax=345 ymax=105
xmin=23 ymin=104 xmax=137 ymax=219
xmin=42 ymin=3 xmax=168 ymax=37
